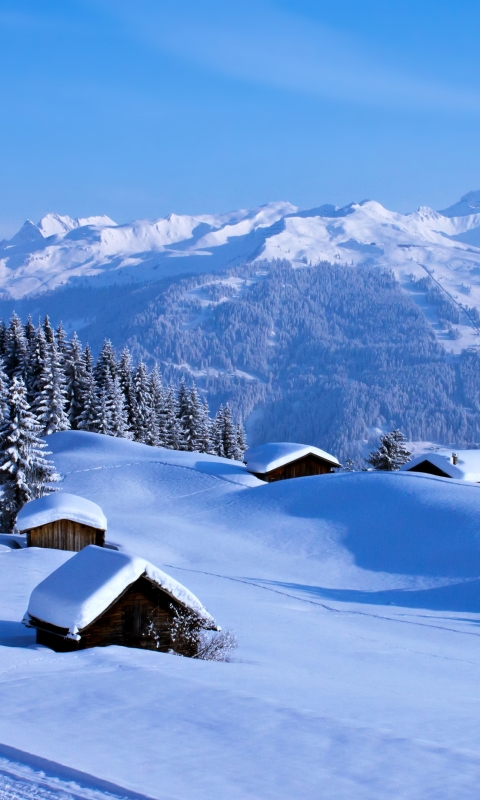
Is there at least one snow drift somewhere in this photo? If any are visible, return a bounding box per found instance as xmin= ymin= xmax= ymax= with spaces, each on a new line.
xmin=2 ymin=431 xmax=480 ymax=799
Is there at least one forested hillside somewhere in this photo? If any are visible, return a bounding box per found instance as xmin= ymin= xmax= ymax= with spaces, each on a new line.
xmin=3 ymin=260 xmax=480 ymax=462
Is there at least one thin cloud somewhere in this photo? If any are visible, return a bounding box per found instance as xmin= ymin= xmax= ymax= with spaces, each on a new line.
xmin=104 ymin=0 xmax=480 ymax=113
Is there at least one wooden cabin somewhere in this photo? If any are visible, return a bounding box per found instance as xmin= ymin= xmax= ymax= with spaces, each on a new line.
xmin=401 ymin=450 xmax=480 ymax=483
xmin=17 ymin=493 xmax=107 ymax=552
xmin=244 ymin=442 xmax=341 ymax=482
xmin=23 ymin=545 xmax=217 ymax=655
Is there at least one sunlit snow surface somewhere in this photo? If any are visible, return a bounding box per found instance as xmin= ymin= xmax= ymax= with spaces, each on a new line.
xmin=1 ymin=431 xmax=480 ymax=798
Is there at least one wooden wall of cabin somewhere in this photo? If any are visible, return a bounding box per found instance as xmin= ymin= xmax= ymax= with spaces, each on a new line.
xmin=82 ymin=577 xmax=199 ymax=655
xmin=27 ymin=520 xmax=105 ymax=552
xmin=257 ymin=455 xmax=335 ymax=482
xmin=35 ymin=577 xmax=200 ymax=656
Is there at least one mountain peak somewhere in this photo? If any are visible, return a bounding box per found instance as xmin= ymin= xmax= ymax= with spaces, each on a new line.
xmin=9 ymin=219 xmax=44 ymax=245
xmin=438 ymin=191 xmax=480 ymax=218
xmin=37 ymin=213 xmax=77 ymax=238
xmin=37 ymin=213 xmax=117 ymax=238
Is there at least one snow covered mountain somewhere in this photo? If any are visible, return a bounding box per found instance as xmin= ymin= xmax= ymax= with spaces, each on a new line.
xmin=3 ymin=192 xmax=480 ymax=459
xmin=3 ymin=193 xmax=480 ymax=351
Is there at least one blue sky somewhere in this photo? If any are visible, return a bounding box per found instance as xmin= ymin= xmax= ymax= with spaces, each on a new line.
xmin=1 ymin=0 xmax=480 ymax=236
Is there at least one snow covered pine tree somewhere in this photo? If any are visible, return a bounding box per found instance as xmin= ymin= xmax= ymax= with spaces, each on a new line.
xmin=366 ymin=430 xmax=411 ymax=471
xmin=0 ymin=375 xmax=59 ymax=531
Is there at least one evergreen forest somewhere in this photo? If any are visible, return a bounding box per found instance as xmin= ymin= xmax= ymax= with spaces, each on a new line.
xmin=2 ymin=259 xmax=480 ymax=464
xmin=0 ymin=314 xmax=247 ymax=530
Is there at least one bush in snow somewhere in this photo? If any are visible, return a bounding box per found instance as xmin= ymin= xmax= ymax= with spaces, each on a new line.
xmin=195 ymin=628 xmax=238 ymax=662
xmin=169 ymin=606 xmax=238 ymax=662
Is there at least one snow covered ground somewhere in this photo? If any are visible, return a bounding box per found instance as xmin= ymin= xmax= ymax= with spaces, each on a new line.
xmin=1 ymin=431 xmax=480 ymax=798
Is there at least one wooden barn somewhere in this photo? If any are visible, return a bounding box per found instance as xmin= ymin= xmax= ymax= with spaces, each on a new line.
xmin=401 ymin=449 xmax=480 ymax=483
xmin=244 ymin=442 xmax=341 ymax=482
xmin=23 ymin=545 xmax=217 ymax=655
xmin=17 ymin=493 xmax=107 ymax=552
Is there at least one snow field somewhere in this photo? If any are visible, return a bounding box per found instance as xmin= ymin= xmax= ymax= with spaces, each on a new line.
xmin=1 ymin=431 xmax=480 ymax=798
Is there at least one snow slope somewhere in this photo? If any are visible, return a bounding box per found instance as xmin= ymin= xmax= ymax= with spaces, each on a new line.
xmin=3 ymin=192 xmax=480 ymax=350
xmin=1 ymin=431 xmax=480 ymax=798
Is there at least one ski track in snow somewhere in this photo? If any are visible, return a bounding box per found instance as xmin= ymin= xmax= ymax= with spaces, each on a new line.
xmin=0 ymin=756 xmax=156 ymax=800
xmin=166 ymin=563 xmax=480 ymax=646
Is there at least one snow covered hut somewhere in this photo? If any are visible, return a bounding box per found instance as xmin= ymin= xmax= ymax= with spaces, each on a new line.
xmin=244 ymin=442 xmax=341 ymax=482
xmin=23 ymin=545 xmax=217 ymax=654
xmin=17 ymin=493 xmax=107 ymax=552
xmin=401 ymin=449 xmax=480 ymax=483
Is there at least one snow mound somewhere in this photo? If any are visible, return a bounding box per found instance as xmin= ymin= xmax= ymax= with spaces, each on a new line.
xmin=244 ymin=442 xmax=340 ymax=474
xmin=3 ymin=431 xmax=480 ymax=797
xmin=17 ymin=493 xmax=107 ymax=533
xmin=25 ymin=544 xmax=215 ymax=637
xmin=46 ymin=432 xmax=480 ymax=586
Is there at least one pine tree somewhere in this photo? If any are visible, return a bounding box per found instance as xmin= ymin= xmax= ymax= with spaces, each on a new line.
xmin=84 ymin=343 xmax=94 ymax=375
xmin=132 ymin=361 xmax=156 ymax=443
xmin=182 ymin=383 xmax=203 ymax=452
xmin=64 ymin=332 xmax=89 ymax=429
xmin=197 ymin=398 xmax=213 ymax=454
xmin=108 ymin=374 xmax=131 ymax=438
xmin=42 ymin=315 xmax=55 ymax=346
xmin=118 ymin=347 xmax=138 ymax=432
xmin=177 ymin=377 xmax=189 ymax=419
xmin=0 ymin=357 xmax=9 ymax=422
xmin=0 ymin=319 xmax=7 ymax=359
xmin=176 ymin=378 xmax=190 ymax=450
xmin=26 ymin=324 xmax=48 ymax=404
xmin=235 ymin=420 xmax=248 ymax=460
xmin=5 ymin=312 xmax=28 ymax=380
xmin=55 ymin=321 xmax=67 ymax=352
xmin=211 ymin=405 xmax=225 ymax=457
xmin=0 ymin=376 xmax=59 ymax=531
xmin=366 ymin=429 xmax=411 ymax=471
xmin=93 ymin=385 xmax=111 ymax=436
xmin=55 ymin=321 xmax=68 ymax=368
xmin=77 ymin=372 xmax=99 ymax=432
xmin=150 ymin=363 xmax=166 ymax=446
xmin=222 ymin=404 xmax=237 ymax=459
xmin=24 ymin=315 xmax=36 ymax=343
xmin=94 ymin=339 xmax=117 ymax=392
xmin=33 ymin=337 xmax=70 ymax=435
xmin=164 ymin=384 xmax=183 ymax=450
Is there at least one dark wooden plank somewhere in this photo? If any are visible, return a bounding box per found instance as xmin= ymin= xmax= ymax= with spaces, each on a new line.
xmin=27 ymin=520 xmax=105 ymax=552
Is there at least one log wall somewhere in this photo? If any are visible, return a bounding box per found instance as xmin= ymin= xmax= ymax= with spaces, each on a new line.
xmin=27 ymin=520 xmax=105 ymax=551
xmin=254 ymin=454 xmax=335 ymax=482
xmin=35 ymin=576 xmax=199 ymax=656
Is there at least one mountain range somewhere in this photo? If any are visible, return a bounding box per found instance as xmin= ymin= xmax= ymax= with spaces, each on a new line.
xmin=2 ymin=192 xmax=480 ymax=460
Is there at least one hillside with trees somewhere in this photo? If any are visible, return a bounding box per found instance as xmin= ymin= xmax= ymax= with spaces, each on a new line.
xmin=0 ymin=314 xmax=247 ymax=530
xmin=3 ymin=259 xmax=480 ymax=463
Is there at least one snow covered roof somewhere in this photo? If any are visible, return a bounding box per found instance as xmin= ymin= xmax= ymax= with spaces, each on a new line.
xmin=401 ymin=449 xmax=480 ymax=482
xmin=24 ymin=545 xmax=216 ymax=639
xmin=244 ymin=442 xmax=341 ymax=474
xmin=17 ymin=493 xmax=107 ymax=533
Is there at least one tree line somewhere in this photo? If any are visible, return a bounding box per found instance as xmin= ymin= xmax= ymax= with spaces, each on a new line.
xmin=0 ymin=313 xmax=247 ymax=531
